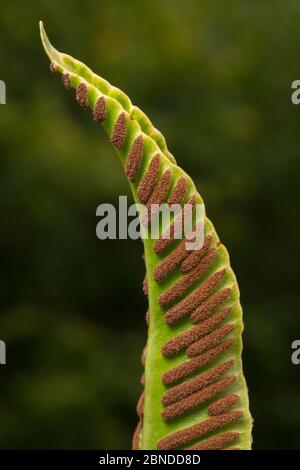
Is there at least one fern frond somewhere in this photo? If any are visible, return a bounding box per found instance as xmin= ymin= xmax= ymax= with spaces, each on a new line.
xmin=40 ymin=21 xmax=252 ymax=450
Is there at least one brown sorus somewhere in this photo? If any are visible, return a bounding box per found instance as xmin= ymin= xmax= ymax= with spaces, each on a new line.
xmin=76 ymin=83 xmax=89 ymax=108
xmin=49 ymin=62 xmax=56 ymax=73
xmin=190 ymin=288 xmax=231 ymax=324
xmin=143 ymin=274 xmax=148 ymax=295
xmin=137 ymin=154 xmax=160 ymax=204
xmin=153 ymin=195 xmax=196 ymax=253
xmin=167 ymin=177 xmax=187 ymax=205
xmin=141 ymin=346 xmax=147 ymax=366
xmin=164 ymin=269 xmax=226 ymax=324
xmin=180 ymin=235 xmax=212 ymax=273
xmin=62 ymin=73 xmax=71 ymax=89
xmin=110 ymin=112 xmax=127 ymax=149
xmin=159 ymin=248 xmax=217 ymax=307
xmin=153 ymin=222 xmax=204 ymax=283
xmin=186 ymin=324 xmax=235 ymax=356
xmin=208 ymin=393 xmax=240 ymax=416
xmin=161 ymin=307 xmax=232 ymax=357
xmin=161 ymin=375 xmax=236 ymax=421
xmin=132 ymin=420 xmax=142 ymax=450
xmin=125 ymin=134 xmax=144 ymax=182
xmin=187 ymin=432 xmax=240 ymax=450
xmin=136 ymin=392 xmax=144 ymax=417
xmin=162 ymin=359 xmax=234 ymax=406
xmin=153 ymin=238 xmax=189 ymax=283
xmin=156 ymin=411 xmax=243 ymax=450
xmin=162 ymin=339 xmax=235 ymax=386
xmin=141 ymin=170 xmax=171 ymax=225
xmin=93 ymin=96 xmax=106 ymax=123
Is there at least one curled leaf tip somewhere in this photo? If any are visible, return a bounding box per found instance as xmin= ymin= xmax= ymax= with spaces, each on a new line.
xmin=39 ymin=21 xmax=60 ymax=63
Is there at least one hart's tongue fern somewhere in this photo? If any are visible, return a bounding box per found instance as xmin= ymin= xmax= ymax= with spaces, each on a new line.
xmin=40 ymin=21 xmax=252 ymax=450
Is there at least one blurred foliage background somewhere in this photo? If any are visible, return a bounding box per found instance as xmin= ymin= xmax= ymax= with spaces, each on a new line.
xmin=0 ymin=0 xmax=300 ymax=449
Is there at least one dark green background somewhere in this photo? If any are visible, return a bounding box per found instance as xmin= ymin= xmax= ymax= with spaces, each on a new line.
xmin=1 ymin=0 xmax=299 ymax=449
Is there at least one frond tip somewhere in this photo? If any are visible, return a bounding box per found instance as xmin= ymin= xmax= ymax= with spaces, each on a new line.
xmin=40 ymin=21 xmax=253 ymax=450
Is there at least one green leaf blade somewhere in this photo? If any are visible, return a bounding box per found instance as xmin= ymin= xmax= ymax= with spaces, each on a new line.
xmin=40 ymin=22 xmax=252 ymax=450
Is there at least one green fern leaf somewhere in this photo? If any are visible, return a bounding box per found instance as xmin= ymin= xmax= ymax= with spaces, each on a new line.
xmin=40 ymin=21 xmax=252 ymax=450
